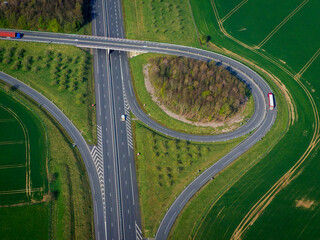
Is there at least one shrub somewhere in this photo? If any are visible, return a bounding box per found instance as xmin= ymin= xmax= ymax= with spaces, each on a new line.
xmin=22 ymin=65 xmax=30 ymax=71
xmin=199 ymin=35 xmax=211 ymax=45
xmin=2 ymin=57 xmax=11 ymax=64
xmin=32 ymin=66 xmax=40 ymax=72
xmin=11 ymin=61 xmax=20 ymax=70
xmin=76 ymin=99 xmax=83 ymax=105
xmin=45 ymin=50 xmax=53 ymax=56
xmin=15 ymin=48 xmax=25 ymax=59
xmin=68 ymin=81 xmax=78 ymax=92
xmin=58 ymin=85 xmax=67 ymax=91
xmin=51 ymin=80 xmax=59 ymax=86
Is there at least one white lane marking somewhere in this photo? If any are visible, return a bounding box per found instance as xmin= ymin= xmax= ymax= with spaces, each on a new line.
xmin=165 ymin=212 xmax=177 ymax=234
xmin=51 ymin=111 xmax=61 ymax=121
xmin=97 ymin=83 xmax=101 ymax=116
xmin=129 ymin=163 xmax=135 ymax=206
xmin=65 ymin=125 xmax=76 ymax=139
xmin=179 ymin=189 xmax=195 ymax=207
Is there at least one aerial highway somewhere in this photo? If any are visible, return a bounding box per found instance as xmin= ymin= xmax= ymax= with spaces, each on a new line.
xmin=0 ymin=28 xmax=276 ymax=240
xmin=92 ymin=0 xmax=143 ymax=239
xmin=0 ymin=28 xmax=274 ymax=141
xmin=91 ymin=0 xmax=120 ymax=238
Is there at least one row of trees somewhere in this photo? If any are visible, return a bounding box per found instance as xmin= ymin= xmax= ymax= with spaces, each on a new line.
xmin=0 ymin=0 xmax=90 ymax=32
xmin=149 ymin=56 xmax=250 ymax=122
xmin=0 ymin=46 xmax=90 ymax=104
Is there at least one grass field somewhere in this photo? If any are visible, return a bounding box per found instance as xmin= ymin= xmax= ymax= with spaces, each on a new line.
xmin=0 ymin=90 xmax=47 ymax=206
xmin=222 ymin=0 xmax=303 ymax=48
xmin=0 ymin=203 xmax=49 ymax=240
xmin=122 ymin=0 xmax=199 ymax=46
xmin=0 ymin=84 xmax=94 ymax=239
xmin=133 ymin=121 xmax=246 ymax=236
xmin=0 ymin=40 xmax=96 ymax=143
xmin=129 ymin=53 xmax=254 ymax=135
xmin=166 ymin=0 xmax=320 ymax=239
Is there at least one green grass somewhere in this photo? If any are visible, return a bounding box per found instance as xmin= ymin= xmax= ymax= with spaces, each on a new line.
xmin=0 ymin=90 xmax=47 ymax=206
xmin=130 ymin=53 xmax=254 ymax=135
xmin=0 ymin=40 xmax=96 ymax=143
xmin=166 ymin=0 xmax=320 ymax=239
xmin=223 ymin=0 xmax=302 ymax=47
xmin=261 ymin=1 xmax=320 ymax=72
xmin=0 ymin=203 xmax=49 ymax=240
xmin=213 ymin=0 xmax=245 ymax=18
xmin=122 ymin=0 xmax=199 ymax=46
xmin=0 ymin=83 xmax=94 ymax=239
xmin=133 ymin=121 xmax=246 ymax=237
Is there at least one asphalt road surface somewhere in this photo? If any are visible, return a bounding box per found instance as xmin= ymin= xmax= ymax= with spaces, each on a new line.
xmin=0 ymin=28 xmax=277 ymax=240
xmin=92 ymin=0 xmax=142 ymax=239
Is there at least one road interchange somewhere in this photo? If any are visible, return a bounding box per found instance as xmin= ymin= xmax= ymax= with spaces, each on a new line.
xmin=0 ymin=27 xmax=276 ymax=240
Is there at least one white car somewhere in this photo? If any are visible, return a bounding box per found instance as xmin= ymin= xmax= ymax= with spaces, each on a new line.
xmin=120 ymin=114 xmax=126 ymax=121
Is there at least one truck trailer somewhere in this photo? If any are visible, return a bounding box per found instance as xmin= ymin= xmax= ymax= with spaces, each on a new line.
xmin=0 ymin=31 xmax=22 ymax=39
xmin=268 ymin=93 xmax=274 ymax=110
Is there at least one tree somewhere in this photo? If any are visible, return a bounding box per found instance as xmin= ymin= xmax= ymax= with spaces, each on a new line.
xmin=147 ymin=56 xmax=249 ymax=122
xmin=47 ymin=18 xmax=61 ymax=32
xmin=38 ymin=16 xmax=46 ymax=30
xmin=199 ymin=35 xmax=211 ymax=45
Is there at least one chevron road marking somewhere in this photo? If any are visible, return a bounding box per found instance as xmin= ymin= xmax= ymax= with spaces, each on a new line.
xmin=90 ymin=125 xmax=107 ymax=220
xmin=119 ymin=54 xmax=134 ymax=150
xmin=135 ymin=221 xmax=143 ymax=240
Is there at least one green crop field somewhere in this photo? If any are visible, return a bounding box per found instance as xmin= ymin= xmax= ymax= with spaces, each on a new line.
xmin=0 ymin=84 xmax=94 ymax=239
xmin=167 ymin=0 xmax=320 ymax=239
xmin=0 ymin=203 xmax=49 ymax=240
xmin=0 ymin=90 xmax=48 ymax=239
xmin=0 ymin=91 xmax=47 ymax=206
xmin=222 ymin=0 xmax=303 ymax=48
xmin=0 ymin=40 xmax=96 ymax=143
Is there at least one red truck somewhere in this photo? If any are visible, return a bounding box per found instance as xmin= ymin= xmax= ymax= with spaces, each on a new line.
xmin=268 ymin=93 xmax=274 ymax=110
xmin=0 ymin=31 xmax=22 ymax=39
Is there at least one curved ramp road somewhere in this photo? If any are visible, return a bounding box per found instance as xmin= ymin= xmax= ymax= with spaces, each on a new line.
xmin=156 ymin=111 xmax=276 ymax=239
xmin=0 ymin=29 xmax=277 ymax=239
xmin=1 ymin=29 xmax=272 ymax=141
xmin=0 ymin=72 xmax=106 ymax=239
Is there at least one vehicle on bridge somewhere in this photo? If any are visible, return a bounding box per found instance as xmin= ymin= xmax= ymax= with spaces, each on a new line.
xmin=0 ymin=31 xmax=22 ymax=39
xmin=268 ymin=93 xmax=274 ymax=110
